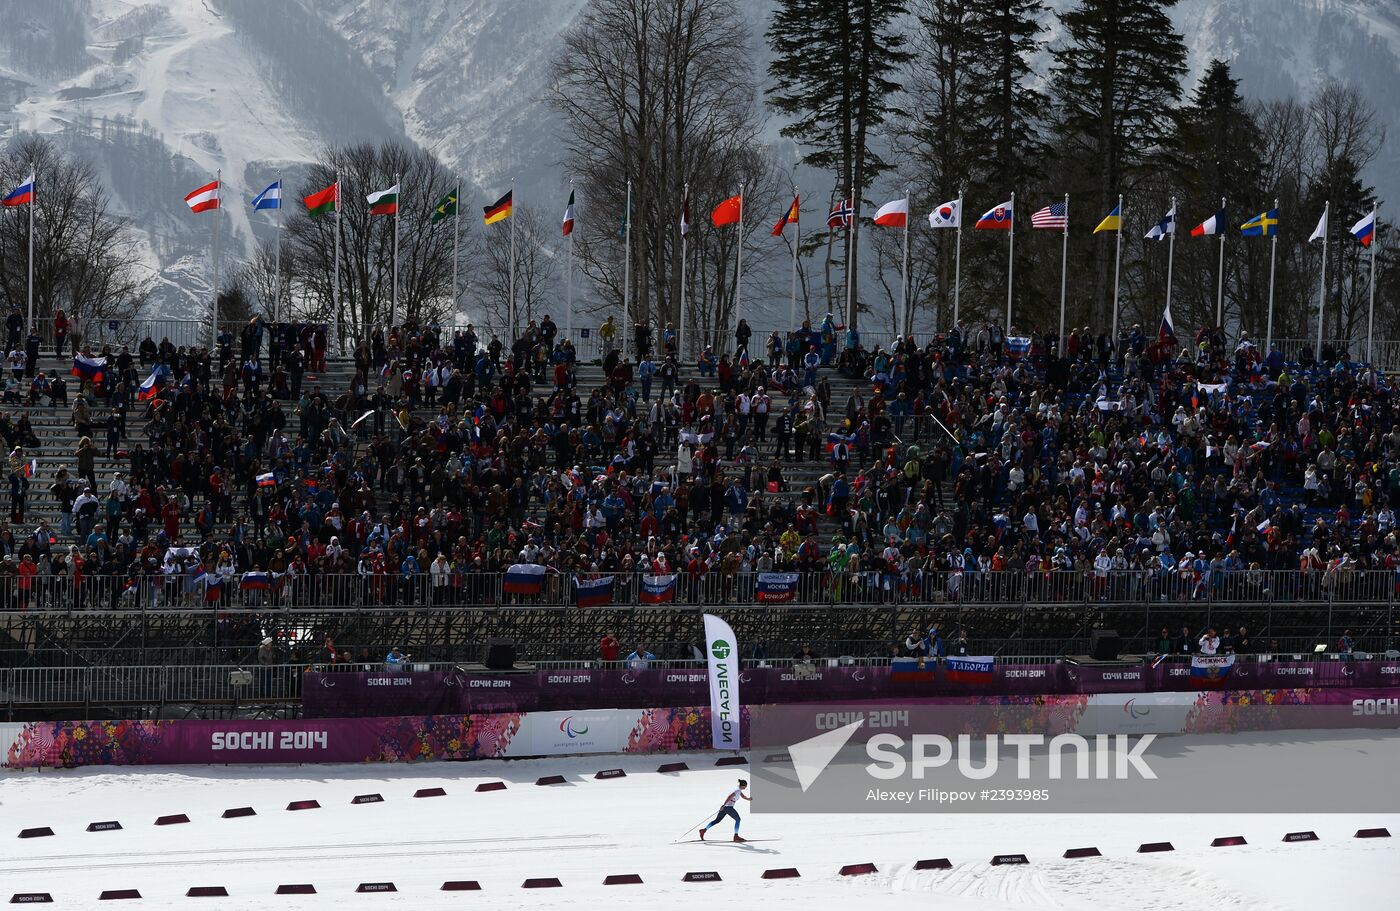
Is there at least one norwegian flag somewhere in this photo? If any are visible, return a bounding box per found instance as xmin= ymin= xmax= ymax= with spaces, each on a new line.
xmin=827 ymin=198 xmax=853 ymax=228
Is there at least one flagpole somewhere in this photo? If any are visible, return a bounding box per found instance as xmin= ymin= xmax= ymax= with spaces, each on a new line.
xmin=1110 ymin=193 xmax=1122 ymax=346
xmin=789 ymin=185 xmax=799 ymax=335
xmin=211 ymin=168 xmax=221 ymax=352
xmin=735 ymin=182 xmax=745 ymax=351
xmin=452 ymin=177 xmax=460 ymax=318
xmin=1367 ymin=201 xmax=1379 ymax=366
xmin=509 ymin=176 xmax=518 ymax=342
xmin=26 ymin=165 xmax=34 ymax=336
xmin=953 ymin=187 xmax=963 ymax=331
xmin=566 ymin=179 xmax=574 ymax=341
xmin=1005 ymin=191 xmax=1016 ymax=331
xmin=1164 ymin=195 xmax=1176 ymax=326
xmin=274 ymin=170 xmax=283 ymax=325
xmin=1265 ymin=197 xmax=1278 ymax=350
xmin=333 ymin=173 xmax=341 ymax=348
xmin=1057 ymin=192 xmax=1069 ymax=349
xmin=1316 ymin=200 xmax=1328 ymax=361
xmin=392 ymin=170 xmax=397 ymax=327
xmin=844 ymin=166 xmax=854 ymax=336
xmin=1215 ymin=196 xmax=1226 ymax=328
xmin=900 ymin=186 xmax=910 ymax=338
xmin=679 ymin=181 xmax=688 ymax=361
xmin=622 ymin=177 xmax=631 ymax=359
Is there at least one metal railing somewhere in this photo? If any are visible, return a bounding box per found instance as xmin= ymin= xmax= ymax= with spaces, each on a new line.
xmin=3 ymin=568 xmax=1394 ymax=611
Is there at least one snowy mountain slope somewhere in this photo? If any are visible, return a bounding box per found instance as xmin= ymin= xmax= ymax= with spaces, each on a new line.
xmin=0 ymin=0 xmax=1393 ymax=320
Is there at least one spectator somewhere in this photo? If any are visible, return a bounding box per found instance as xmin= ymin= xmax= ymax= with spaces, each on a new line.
xmin=1198 ymin=627 xmax=1220 ymax=656
xmin=599 ymin=632 xmax=619 ymax=663
xmin=625 ymin=644 xmax=655 ymax=669
xmin=384 ymin=647 xmax=411 ymax=673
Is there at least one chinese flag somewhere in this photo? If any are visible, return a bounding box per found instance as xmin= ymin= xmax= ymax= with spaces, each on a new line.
xmin=711 ymin=194 xmax=742 ymax=227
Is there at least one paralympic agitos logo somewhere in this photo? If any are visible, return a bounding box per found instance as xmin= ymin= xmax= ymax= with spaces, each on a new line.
xmin=559 ymin=716 xmax=590 ymax=738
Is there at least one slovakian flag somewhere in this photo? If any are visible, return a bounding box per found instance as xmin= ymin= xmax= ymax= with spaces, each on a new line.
xmin=756 ymin=571 xmax=800 ymax=603
xmin=975 ymin=200 xmax=1013 ymax=230
xmin=185 ymin=179 xmax=221 ymax=213
xmin=562 ymin=190 xmax=576 ymax=236
xmin=503 ymin=563 xmax=546 ymax=595
xmin=137 ymin=369 xmax=160 ymax=401
xmin=575 ymin=575 xmax=615 ymax=607
xmin=239 ymin=571 xmax=274 ymax=591
xmin=872 ymin=196 xmax=909 ymax=228
xmin=1191 ymin=208 xmax=1226 ymax=237
xmin=711 ymin=194 xmax=742 ymax=227
xmin=771 ymin=195 xmax=799 ymax=235
xmin=2 ymin=173 xmax=34 ymax=207
xmin=1351 ymin=210 xmax=1377 ymax=247
xmin=640 ymin=573 xmax=677 ymax=603
xmin=1190 ymin=654 xmax=1235 ymax=688
xmin=945 ymin=655 xmax=995 ymax=684
xmin=255 ymin=471 xmax=276 ymax=488
xmin=71 ymin=354 xmax=106 ymax=384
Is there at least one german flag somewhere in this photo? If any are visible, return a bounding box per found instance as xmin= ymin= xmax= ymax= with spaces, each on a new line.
xmin=483 ymin=190 xmax=513 ymax=225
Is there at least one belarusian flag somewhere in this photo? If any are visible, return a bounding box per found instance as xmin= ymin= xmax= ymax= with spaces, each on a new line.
xmin=367 ymin=184 xmax=399 ymax=217
xmin=431 ymin=187 xmax=458 ymax=223
xmin=305 ymin=182 xmax=338 ymax=217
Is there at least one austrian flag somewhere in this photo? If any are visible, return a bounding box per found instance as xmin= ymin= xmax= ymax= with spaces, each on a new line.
xmin=185 ymin=179 xmax=221 ymax=213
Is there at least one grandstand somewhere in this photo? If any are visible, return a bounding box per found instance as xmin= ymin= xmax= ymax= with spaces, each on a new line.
xmin=0 ymin=315 xmax=1396 ymax=718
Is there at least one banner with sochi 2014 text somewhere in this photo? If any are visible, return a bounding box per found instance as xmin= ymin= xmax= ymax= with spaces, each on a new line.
xmin=703 ymin=613 xmax=741 ymax=751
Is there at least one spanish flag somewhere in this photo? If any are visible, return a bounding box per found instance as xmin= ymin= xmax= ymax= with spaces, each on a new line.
xmin=483 ymin=190 xmax=513 ymax=225
xmin=1094 ymin=204 xmax=1121 ymax=234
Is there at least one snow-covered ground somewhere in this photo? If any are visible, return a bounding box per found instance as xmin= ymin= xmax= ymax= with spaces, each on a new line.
xmin=1 ymin=750 xmax=1395 ymax=909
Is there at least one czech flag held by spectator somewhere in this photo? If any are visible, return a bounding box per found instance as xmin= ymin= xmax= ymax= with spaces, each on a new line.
xmin=503 ymin=563 xmax=546 ymax=595
xmin=71 ymin=354 xmax=105 ymax=384
xmin=575 ymin=575 xmax=615 ymax=608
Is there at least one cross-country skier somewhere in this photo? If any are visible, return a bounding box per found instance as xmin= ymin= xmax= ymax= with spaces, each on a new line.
xmin=699 ymin=779 xmax=750 ymax=842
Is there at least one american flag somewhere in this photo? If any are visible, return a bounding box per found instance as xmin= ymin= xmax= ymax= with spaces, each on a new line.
xmin=827 ymin=198 xmax=853 ymax=228
xmin=1031 ymin=201 xmax=1067 ymax=229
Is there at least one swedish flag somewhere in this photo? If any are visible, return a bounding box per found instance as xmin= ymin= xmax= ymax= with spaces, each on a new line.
xmin=1240 ymin=208 xmax=1279 ymax=237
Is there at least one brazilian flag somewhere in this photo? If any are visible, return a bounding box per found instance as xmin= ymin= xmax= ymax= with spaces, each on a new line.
xmin=431 ymin=186 xmax=459 ymax=223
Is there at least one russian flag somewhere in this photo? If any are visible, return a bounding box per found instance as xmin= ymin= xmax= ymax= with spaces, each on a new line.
xmin=3 ymin=173 xmax=33 ymax=207
xmin=1351 ymin=210 xmax=1376 ymax=247
xmin=503 ymin=563 xmax=546 ymax=595
xmin=639 ymin=573 xmax=677 ymax=604
xmin=1159 ymin=303 xmax=1175 ymax=342
xmin=1004 ymin=336 xmax=1031 ymax=358
xmin=575 ymin=575 xmax=615 ymax=607
xmin=71 ymin=354 xmax=106 ymax=384
xmin=756 ymin=571 xmax=800 ymax=603
xmin=1190 ymin=654 xmax=1235 ymax=688
xmin=137 ymin=369 xmax=160 ymax=401
xmin=240 ymin=572 xmax=273 ymax=591
xmin=889 ymin=657 xmax=935 ymax=683
xmin=945 ymin=655 xmax=995 ymax=684
xmin=204 ymin=574 xmax=224 ymax=602
xmin=184 ymin=567 xmax=208 ymax=594
xmin=255 ymin=471 xmax=276 ymax=488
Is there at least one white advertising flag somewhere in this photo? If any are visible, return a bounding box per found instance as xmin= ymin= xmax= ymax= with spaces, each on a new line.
xmin=703 ymin=613 xmax=741 ymax=751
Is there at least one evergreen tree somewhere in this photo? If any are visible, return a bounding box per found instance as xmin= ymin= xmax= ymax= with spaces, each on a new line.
xmin=767 ymin=0 xmax=912 ymax=330
xmin=1052 ymin=0 xmax=1187 ymax=328
xmin=969 ymin=0 xmax=1049 ymax=191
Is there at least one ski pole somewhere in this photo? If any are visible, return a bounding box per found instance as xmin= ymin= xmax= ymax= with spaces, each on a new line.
xmin=673 ymin=814 xmax=713 ymax=843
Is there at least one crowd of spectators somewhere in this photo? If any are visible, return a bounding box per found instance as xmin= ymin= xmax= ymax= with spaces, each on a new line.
xmin=0 ymin=306 xmax=1394 ymax=654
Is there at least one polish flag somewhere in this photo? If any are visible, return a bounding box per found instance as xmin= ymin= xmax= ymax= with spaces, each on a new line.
xmin=873 ymin=197 xmax=909 ymax=228
xmin=185 ymin=180 xmax=221 ymax=213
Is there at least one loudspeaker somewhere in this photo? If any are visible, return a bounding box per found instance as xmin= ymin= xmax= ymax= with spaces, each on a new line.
xmin=482 ymin=639 xmax=517 ymax=670
xmin=1090 ymin=630 xmax=1122 ymax=661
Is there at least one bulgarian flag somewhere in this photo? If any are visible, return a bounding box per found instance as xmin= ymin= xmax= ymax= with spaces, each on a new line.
xmin=367 ymin=184 xmax=399 ymax=217
xmin=305 ymin=182 xmax=338 ymax=217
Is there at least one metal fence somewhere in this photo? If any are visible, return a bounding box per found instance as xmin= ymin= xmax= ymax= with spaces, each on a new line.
xmin=7 ymin=569 xmax=1395 ymax=612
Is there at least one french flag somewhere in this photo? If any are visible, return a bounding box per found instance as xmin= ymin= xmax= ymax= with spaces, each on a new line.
xmin=639 ymin=573 xmax=677 ymax=603
xmin=71 ymin=354 xmax=106 ymax=384
xmin=503 ymin=563 xmax=546 ymax=595
xmin=1190 ymin=208 xmax=1225 ymax=237
xmin=1351 ymin=210 xmax=1376 ymax=247
xmin=575 ymin=575 xmax=615 ymax=607
xmin=3 ymin=173 xmax=33 ymax=207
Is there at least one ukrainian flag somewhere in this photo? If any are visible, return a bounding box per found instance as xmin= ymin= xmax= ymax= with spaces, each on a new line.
xmin=1240 ymin=208 xmax=1279 ymax=237
xmin=1094 ymin=204 xmax=1122 ymax=234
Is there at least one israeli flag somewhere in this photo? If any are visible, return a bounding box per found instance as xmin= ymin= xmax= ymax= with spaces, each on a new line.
xmin=251 ymin=180 xmax=282 ymax=211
